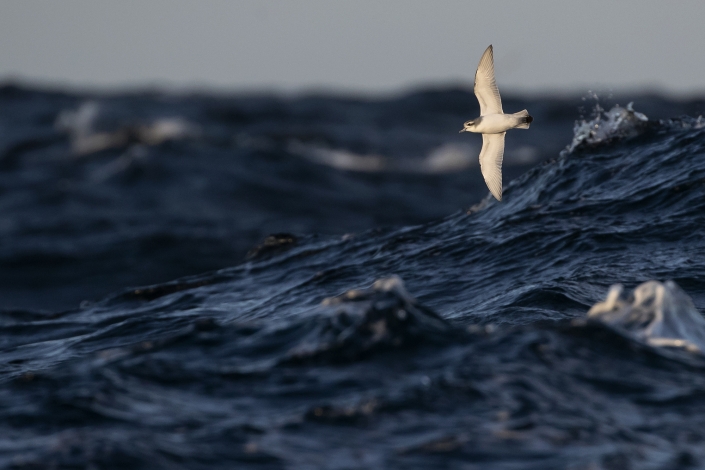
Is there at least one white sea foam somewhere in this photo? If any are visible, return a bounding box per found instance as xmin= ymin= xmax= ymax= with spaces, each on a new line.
xmin=287 ymin=141 xmax=479 ymax=173
xmin=287 ymin=141 xmax=539 ymax=174
xmin=588 ymin=281 xmax=705 ymax=353
xmin=563 ymin=102 xmax=648 ymax=155
xmin=56 ymin=101 xmax=199 ymax=155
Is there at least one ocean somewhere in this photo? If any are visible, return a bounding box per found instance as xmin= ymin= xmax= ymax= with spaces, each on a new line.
xmin=1 ymin=84 xmax=705 ymax=469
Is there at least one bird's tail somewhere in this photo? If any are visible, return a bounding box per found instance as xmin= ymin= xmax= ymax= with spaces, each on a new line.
xmin=512 ymin=109 xmax=533 ymax=129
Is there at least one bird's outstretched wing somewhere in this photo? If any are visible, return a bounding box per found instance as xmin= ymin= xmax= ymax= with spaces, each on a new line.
xmin=479 ymin=132 xmax=505 ymax=201
xmin=474 ymin=45 xmax=503 ymax=116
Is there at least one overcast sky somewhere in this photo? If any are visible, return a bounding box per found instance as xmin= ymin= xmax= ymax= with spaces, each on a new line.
xmin=1 ymin=1 xmax=703 ymax=96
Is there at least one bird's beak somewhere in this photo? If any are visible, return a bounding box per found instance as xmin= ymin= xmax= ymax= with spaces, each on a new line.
xmin=459 ymin=128 xmax=466 ymax=133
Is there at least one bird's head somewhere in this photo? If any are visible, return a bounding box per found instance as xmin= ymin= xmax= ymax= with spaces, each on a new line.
xmin=459 ymin=120 xmax=475 ymax=133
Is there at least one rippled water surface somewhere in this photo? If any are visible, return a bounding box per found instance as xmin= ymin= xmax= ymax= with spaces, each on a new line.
xmin=2 ymin=85 xmax=705 ymax=469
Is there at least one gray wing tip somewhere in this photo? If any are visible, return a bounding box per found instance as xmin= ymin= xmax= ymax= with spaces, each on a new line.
xmin=478 ymin=45 xmax=495 ymax=70
xmin=475 ymin=45 xmax=494 ymax=81
xmin=482 ymin=173 xmax=503 ymax=202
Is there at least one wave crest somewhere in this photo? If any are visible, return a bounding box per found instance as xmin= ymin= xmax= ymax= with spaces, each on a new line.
xmin=286 ymin=276 xmax=457 ymax=363
xmin=563 ymin=102 xmax=649 ymax=155
xmin=588 ymin=281 xmax=705 ymax=353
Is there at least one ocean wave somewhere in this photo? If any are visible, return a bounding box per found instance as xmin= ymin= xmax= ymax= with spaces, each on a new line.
xmin=286 ymin=276 xmax=459 ymax=363
xmin=563 ymin=101 xmax=705 ymax=156
xmin=4 ymin=86 xmax=705 ymax=468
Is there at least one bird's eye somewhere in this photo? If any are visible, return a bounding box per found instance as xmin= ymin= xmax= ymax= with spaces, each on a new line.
xmin=465 ymin=120 xmax=473 ymax=126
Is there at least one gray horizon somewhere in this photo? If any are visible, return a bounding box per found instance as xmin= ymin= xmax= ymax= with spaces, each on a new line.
xmin=1 ymin=1 xmax=704 ymax=96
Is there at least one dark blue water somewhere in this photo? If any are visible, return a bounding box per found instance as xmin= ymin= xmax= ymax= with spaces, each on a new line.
xmin=2 ymin=84 xmax=705 ymax=469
